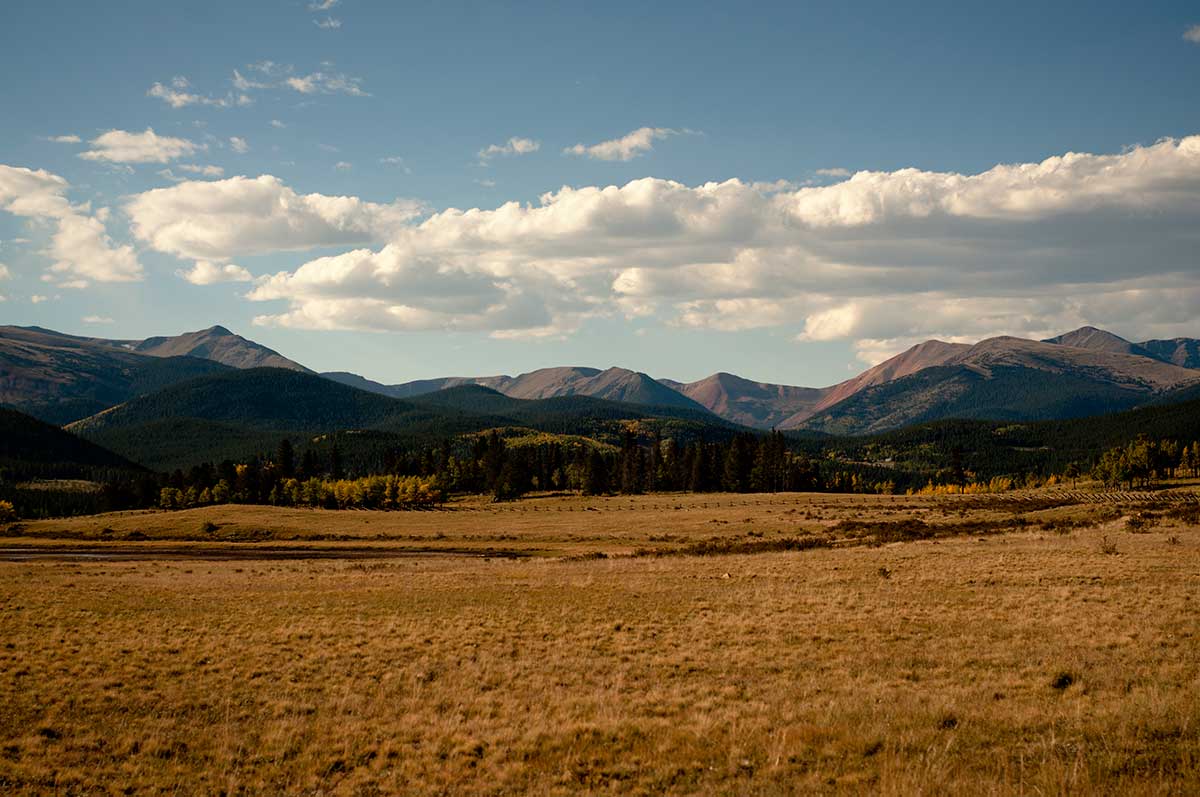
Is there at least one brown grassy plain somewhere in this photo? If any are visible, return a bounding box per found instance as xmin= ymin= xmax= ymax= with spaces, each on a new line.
xmin=1 ymin=491 xmax=1198 ymax=794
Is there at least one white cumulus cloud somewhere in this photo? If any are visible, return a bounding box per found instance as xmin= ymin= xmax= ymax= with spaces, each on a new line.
xmin=80 ymin=128 xmax=199 ymax=164
xmin=477 ymin=137 xmax=540 ymax=164
xmin=126 ymin=174 xmax=424 ymax=264
xmin=0 ymin=164 xmax=142 ymax=284
xmin=565 ymin=127 xmax=681 ymax=161
xmin=178 ymin=260 xmax=254 ymax=285
xmin=178 ymin=164 xmax=225 ymax=177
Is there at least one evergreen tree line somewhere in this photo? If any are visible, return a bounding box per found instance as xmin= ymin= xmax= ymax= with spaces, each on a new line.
xmin=108 ymin=431 xmax=1200 ymax=513
xmin=153 ymin=439 xmax=441 ymax=510
xmin=1088 ymin=436 xmax=1200 ymax=489
xmin=0 ymin=483 xmax=136 ymax=520
xmin=0 ymin=465 xmax=156 ymax=519
xmin=20 ymin=429 xmax=1200 ymax=521
xmin=402 ymin=429 xmax=855 ymax=499
xmin=149 ymin=430 xmax=906 ymax=509
xmin=375 ymin=430 xmax=899 ymax=499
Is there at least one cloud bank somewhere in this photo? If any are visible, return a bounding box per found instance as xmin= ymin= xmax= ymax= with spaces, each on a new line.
xmin=118 ymin=135 xmax=1200 ymax=354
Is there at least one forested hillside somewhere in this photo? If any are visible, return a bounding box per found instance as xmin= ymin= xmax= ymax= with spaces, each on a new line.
xmin=0 ymin=325 xmax=233 ymax=424
xmin=0 ymin=407 xmax=150 ymax=519
xmin=802 ymin=396 xmax=1200 ymax=482
xmin=67 ymin=372 xmax=742 ymax=472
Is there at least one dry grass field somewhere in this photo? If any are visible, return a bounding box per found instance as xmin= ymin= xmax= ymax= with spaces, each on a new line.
xmin=1 ymin=491 xmax=1198 ymax=794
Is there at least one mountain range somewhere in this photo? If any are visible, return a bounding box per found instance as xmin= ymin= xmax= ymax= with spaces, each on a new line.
xmin=2 ymin=323 xmax=1198 ymax=441
xmin=322 ymin=366 xmax=707 ymax=413
xmin=0 ymin=325 xmax=310 ymax=424
xmin=62 ymin=370 xmax=732 ymax=472
xmin=795 ymin=336 xmax=1198 ymax=435
xmin=322 ymin=326 xmax=1200 ymax=432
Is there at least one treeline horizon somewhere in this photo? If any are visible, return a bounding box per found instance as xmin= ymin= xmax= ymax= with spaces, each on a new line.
xmin=93 ymin=430 xmax=1200 ymax=516
xmin=143 ymin=430 xmax=901 ymax=511
xmin=5 ymin=393 xmax=1200 ymax=518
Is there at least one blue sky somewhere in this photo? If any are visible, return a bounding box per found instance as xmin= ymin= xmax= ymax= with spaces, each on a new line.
xmin=2 ymin=0 xmax=1199 ymax=387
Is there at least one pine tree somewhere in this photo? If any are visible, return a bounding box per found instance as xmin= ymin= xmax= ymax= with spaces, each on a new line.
xmin=722 ymin=435 xmax=754 ymax=492
xmin=298 ymin=449 xmax=317 ymax=480
xmin=277 ymin=439 xmax=295 ymax=479
xmin=583 ymin=448 xmax=609 ymax=495
xmin=618 ymin=430 xmax=643 ymax=494
xmin=330 ymin=444 xmax=344 ymax=481
xmin=686 ymin=443 xmax=706 ymax=492
xmin=482 ymin=431 xmax=506 ymax=491
xmin=493 ymin=460 xmax=521 ymax=501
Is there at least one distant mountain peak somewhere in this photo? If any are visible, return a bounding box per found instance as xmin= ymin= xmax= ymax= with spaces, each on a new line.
xmin=774 ymin=338 xmax=972 ymax=428
xmin=132 ymin=326 xmax=311 ymax=373
xmin=1045 ymin=325 xmax=1128 ymax=345
xmin=0 ymin=325 xmax=234 ymax=424
xmin=325 ymin=363 xmax=710 ymax=414
xmin=709 ymin=371 xmax=749 ymax=386
xmin=1043 ymin=326 xmax=1152 ymax=359
xmin=666 ymin=371 xmax=826 ymax=429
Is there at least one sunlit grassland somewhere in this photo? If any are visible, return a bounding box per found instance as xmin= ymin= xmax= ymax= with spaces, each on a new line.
xmin=1 ymin=490 xmax=1150 ymax=555
xmin=0 ymin=492 xmax=1197 ymax=794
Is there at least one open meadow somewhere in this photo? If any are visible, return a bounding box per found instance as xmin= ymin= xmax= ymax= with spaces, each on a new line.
xmin=2 ymin=491 xmax=1198 ymax=794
